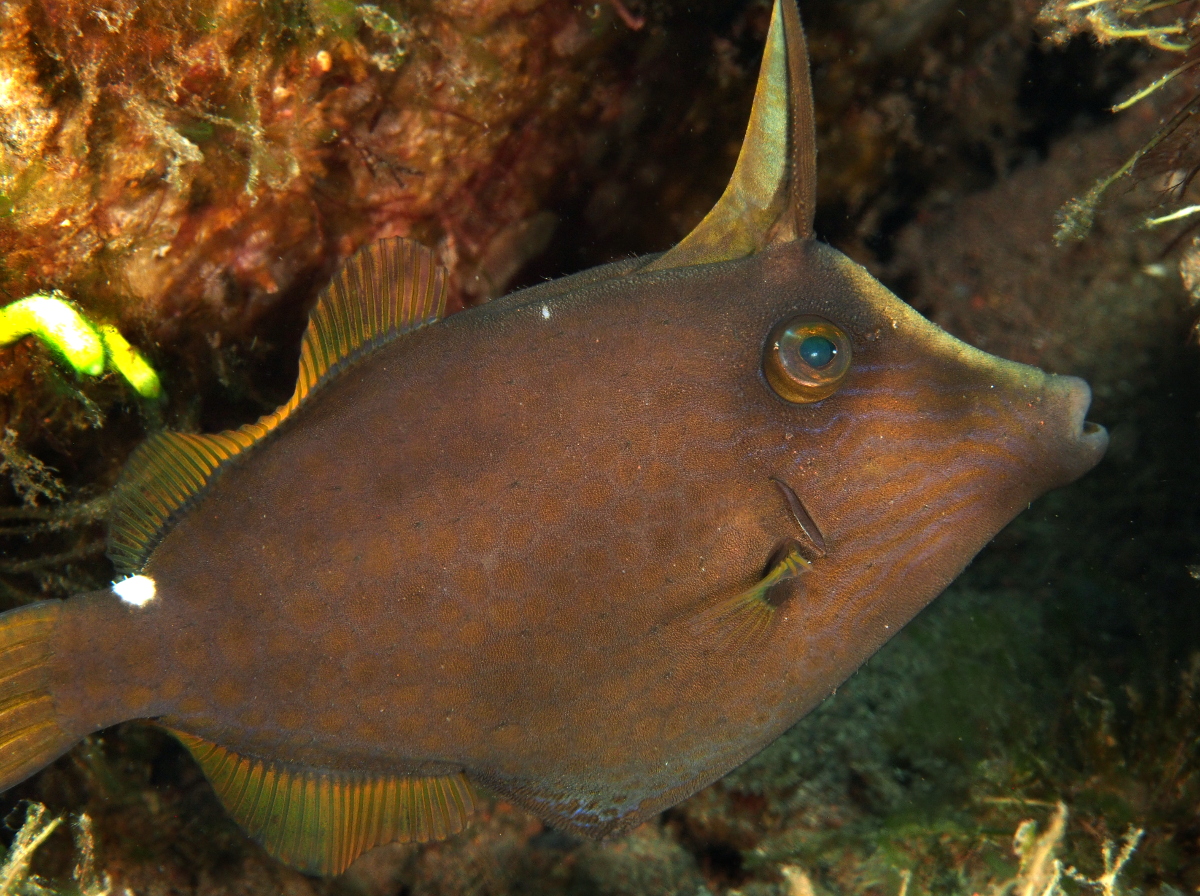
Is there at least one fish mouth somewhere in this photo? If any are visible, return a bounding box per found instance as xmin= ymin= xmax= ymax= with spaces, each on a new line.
xmin=1063 ymin=376 xmax=1108 ymax=452
xmin=1049 ymin=375 xmax=1108 ymax=482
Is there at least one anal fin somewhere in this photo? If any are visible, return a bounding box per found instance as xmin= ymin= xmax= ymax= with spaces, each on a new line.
xmin=170 ymin=730 xmax=474 ymax=876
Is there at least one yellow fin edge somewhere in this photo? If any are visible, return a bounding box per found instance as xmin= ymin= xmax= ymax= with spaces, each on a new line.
xmin=169 ymin=729 xmax=474 ymax=875
xmin=0 ymin=601 xmax=75 ymax=791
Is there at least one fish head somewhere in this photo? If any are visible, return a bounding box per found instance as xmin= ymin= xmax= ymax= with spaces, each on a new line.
xmin=591 ymin=230 xmax=1109 ymax=758
xmin=757 ymin=239 xmax=1108 ymax=504
xmin=629 ymin=0 xmax=1106 ymax=681
xmin=736 ymin=238 xmax=1106 ymax=663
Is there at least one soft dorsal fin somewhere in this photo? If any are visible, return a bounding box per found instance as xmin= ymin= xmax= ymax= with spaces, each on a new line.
xmin=281 ymin=236 xmax=447 ymax=421
xmin=108 ymin=237 xmax=447 ymax=574
xmin=642 ymin=0 xmax=816 ymax=273
xmin=169 ymin=730 xmax=474 ymax=875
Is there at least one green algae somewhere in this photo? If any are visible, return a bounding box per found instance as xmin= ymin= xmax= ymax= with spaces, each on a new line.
xmin=0 ymin=296 xmax=103 ymax=379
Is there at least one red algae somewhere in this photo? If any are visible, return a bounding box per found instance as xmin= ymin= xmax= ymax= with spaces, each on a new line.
xmin=0 ymin=0 xmax=608 ymax=344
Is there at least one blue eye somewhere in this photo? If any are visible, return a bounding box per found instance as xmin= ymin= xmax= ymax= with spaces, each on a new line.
xmin=799 ymin=335 xmax=836 ymax=368
xmin=763 ymin=315 xmax=853 ymax=404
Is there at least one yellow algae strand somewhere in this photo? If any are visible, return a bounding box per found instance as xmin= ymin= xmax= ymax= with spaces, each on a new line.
xmin=99 ymin=325 xmax=162 ymax=399
xmin=0 ymin=292 xmax=104 ymax=376
xmin=0 ymin=291 xmax=162 ymax=399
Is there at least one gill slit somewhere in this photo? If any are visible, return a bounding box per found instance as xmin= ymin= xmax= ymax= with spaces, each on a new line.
xmin=770 ymin=476 xmax=828 ymax=558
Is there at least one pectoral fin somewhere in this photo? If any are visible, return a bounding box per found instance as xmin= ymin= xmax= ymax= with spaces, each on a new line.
xmin=693 ymin=543 xmax=810 ymax=653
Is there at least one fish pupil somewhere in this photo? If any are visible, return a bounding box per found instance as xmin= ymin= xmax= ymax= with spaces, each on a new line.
xmin=799 ymin=335 xmax=836 ymax=368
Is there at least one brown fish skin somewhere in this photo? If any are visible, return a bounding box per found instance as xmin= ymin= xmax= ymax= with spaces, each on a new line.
xmin=40 ymin=237 xmax=1104 ymax=835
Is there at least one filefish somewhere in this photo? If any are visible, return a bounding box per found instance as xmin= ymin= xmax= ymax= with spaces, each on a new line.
xmin=0 ymin=0 xmax=1106 ymax=875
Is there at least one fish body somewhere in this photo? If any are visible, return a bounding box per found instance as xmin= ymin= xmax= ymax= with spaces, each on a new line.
xmin=0 ymin=0 xmax=1106 ymax=875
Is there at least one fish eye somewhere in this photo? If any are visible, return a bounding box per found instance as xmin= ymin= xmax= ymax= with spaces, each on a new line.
xmin=799 ymin=335 xmax=836 ymax=368
xmin=763 ymin=315 xmax=853 ymax=404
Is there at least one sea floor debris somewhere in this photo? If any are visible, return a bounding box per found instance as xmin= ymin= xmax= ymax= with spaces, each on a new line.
xmin=0 ymin=802 xmax=108 ymax=896
xmin=1038 ymin=0 xmax=1200 ymax=273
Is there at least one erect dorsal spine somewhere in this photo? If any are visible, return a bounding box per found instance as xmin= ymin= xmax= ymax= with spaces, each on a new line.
xmin=642 ymin=0 xmax=817 ymax=273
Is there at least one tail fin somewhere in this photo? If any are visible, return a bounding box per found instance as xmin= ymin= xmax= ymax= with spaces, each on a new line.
xmin=0 ymin=601 xmax=75 ymax=791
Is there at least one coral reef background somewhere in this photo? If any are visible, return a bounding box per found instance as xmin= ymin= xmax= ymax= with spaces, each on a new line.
xmin=1 ymin=0 xmax=1199 ymax=894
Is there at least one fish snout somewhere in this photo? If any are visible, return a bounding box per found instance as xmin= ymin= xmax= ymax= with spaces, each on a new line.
xmin=1035 ymin=374 xmax=1108 ymax=489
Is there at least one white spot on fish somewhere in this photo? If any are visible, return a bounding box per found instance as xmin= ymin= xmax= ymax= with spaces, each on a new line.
xmin=541 ymin=305 xmax=551 ymax=320
xmin=113 ymin=574 xmax=157 ymax=607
